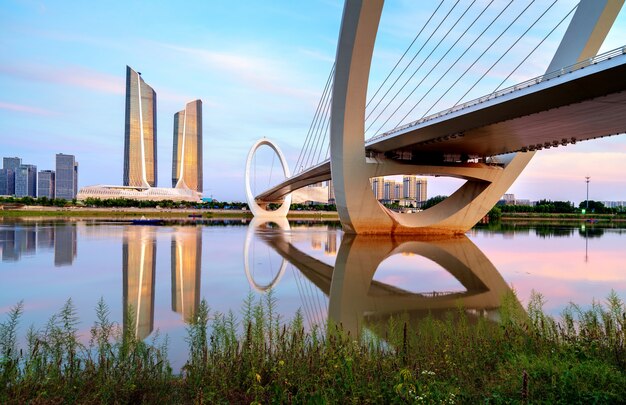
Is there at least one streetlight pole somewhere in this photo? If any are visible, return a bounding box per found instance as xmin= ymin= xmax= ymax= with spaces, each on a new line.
xmin=585 ymin=176 xmax=590 ymax=210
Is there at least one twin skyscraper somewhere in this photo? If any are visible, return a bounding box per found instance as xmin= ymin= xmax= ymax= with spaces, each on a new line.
xmin=123 ymin=66 xmax=202 ymax=192
xmin=78 ymin=67 xmax=202 ymax=201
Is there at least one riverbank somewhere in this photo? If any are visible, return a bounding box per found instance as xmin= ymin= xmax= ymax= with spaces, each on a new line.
xmin=3 ymin=207 xmax=625 ymax=226
xmin=1 ymin=292 xmax=624 ymax=403
xmin=501 ymin=212 xmax=626 ymax=222
xmin=0 ymin=206 xmax=339 ymax=220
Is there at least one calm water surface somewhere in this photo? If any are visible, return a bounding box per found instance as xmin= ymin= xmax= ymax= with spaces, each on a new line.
xmin=1 ymin=218 xmax=625 ymax=370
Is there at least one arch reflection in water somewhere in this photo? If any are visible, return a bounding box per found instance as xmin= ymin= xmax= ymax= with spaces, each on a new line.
xmin=171 ymin=226 xmax=202 ymax=321
xmin=123 ymin=226 xmax=157 ymax=340
xmin=244 ymin=217 xmax=290 ymax=293
xmin=254 ymin=226 xmax=521 ymax=336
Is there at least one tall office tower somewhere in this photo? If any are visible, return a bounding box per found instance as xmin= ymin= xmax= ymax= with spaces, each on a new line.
xmin=123 ymin=66 xmax=157 ymax=188
xmin=38 ymin=170 xmax=55 ymax=199
xmin=171 ymin=227 xmax=202 ymax=321
xmin=55 ymin=153 xmax=78 ymax=200
xmin=1 ymin=157 xmax=21 ymax=196
xmin=172 ymin=99 xmax=203 ymax=192
xmin=15 ymin=164 xmax=37 ymax=197
xmin=371 ymin=176 xmax=385 ymax=200
xmin=123 ymin=226 xmax=156 ymax=340
xmin=3 ymin=157 xmax=21 ymax=172
xmin=0 ymin=169 xmax=15 ymax=196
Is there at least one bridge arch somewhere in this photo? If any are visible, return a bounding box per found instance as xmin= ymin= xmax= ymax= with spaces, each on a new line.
xmin=329 ymin=0 xmax=622 ymax=234
xmin=245 ymin=138 xmax=292 ymax=218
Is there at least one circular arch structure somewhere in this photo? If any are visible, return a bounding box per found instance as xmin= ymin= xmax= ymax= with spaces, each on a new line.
xmin=243 ymin=217 xmax=291 ymax=292
xmin=245 ymin=138 xmax=292 ymax=218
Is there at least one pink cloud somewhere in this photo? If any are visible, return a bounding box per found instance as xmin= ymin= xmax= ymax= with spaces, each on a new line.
xmin=0 ymin=64 xmax=124 ymax=95
xmin=0 ymin=101 xmax=56 ymax=116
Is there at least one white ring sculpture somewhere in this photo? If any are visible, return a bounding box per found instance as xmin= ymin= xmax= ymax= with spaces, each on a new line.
xmin=243 ymin=217 xmax=291 ymax=292
xmin=245 ymin=138 xmax=292 ymax=218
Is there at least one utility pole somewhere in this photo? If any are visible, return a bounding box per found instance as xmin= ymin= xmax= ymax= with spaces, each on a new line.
xmin=585 ymin=176 xmax=590 ymax=210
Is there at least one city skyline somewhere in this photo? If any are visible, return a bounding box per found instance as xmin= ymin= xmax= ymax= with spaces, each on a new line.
xmin=1 ymin=1 xmax=625 ymax=203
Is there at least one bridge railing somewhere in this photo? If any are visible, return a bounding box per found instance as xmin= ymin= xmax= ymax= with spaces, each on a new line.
xmin=370 ymin=45 xmax=626 ymax=143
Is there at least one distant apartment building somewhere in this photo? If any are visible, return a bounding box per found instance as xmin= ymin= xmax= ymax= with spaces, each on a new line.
xmin=124 ymin=66 xmax=157 ymax=188
xmin=383 ymin=180 xmax=396 ymax=201
xmin=394 ymin=182 xmax=404 ymax=200
xmin=603 ymin=201 xmax=626 ymax=209
xmin=172 ymin=99 xmax=203 ymax=192
xmin=38 ymin=170 xmax=55 ymax=198
xmin=15 ymin=164 xmax=37 ymax=197
xmin=501 ymin=193 xmax=516 ymax=205
xmin=403 ymin=175 xmax=428 ymax=205
xmin=55 ymin=153 xmax=78 ymax=200
xmin=371 ymin=176 xmax=385 ymax=200
xmin=327 ymin=180 xmax=335 ymax=204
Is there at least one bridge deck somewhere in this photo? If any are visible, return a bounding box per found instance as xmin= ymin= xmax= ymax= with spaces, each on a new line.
xmin=257 ymin=48 xmax=626 ymax=203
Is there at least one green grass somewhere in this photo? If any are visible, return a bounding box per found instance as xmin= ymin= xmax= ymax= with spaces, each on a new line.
xmin=1 ymin=291 xmax=624 ymax=403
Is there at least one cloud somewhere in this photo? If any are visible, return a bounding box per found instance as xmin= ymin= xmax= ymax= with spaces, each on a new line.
xmin=164 ymin=44 xmax=320 ymax=102
xmin=0 ymin=101 xmax=56 ymax=116
xmin=298 ymin=48 xmax=335 ymax=63
xmin=0 ymin=63 xmax=124 ymax=94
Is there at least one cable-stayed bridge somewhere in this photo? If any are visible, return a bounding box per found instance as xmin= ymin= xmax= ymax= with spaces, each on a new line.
xmin=245 ymin=0 xmax=626 ymax=234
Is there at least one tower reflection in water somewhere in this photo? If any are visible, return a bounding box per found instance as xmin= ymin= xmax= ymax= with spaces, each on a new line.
xmin=0 ymin=222 xmax=76 ymax=266
xmin=248 ymin=218 xmax=522 ymax=337
xmin=171 ymin=226 xmax=202 ymax=322
xmin=123 ymin=225 xmax=202 ymax=339
xmin=123 ymin=226 xmax=157 ymax=340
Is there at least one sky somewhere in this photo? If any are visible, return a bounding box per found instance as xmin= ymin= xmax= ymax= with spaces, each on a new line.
xmin=1 ymin=0 xmax=625 ymax=204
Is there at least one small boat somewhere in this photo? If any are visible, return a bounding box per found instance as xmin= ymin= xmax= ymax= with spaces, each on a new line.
xmin=188 ymin=214 xmax=203 ymax=218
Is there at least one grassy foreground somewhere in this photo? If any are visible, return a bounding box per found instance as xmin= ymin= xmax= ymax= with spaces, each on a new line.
xmin=1 ymin=292 xmax=625 ymax=404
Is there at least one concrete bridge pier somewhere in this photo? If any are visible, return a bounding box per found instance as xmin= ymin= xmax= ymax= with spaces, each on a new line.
xmin=330 ymin=0 xmax=623 ymax=234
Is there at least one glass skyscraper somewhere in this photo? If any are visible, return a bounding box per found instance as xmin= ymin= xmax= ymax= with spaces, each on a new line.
xmin=38 ymin=170 xmax=55 ymax=199
xmin=3 ymin=157 xmax=21 ymax=172
xmin=55 ymin=153 xmax=78 ymax=200
xmin=15 ymin=164 xmax=37 ymax=197
xmin=0 ymin=169 xmax=15 ymax=196
xmin=1 ymin=157 xmax=21 ymax=196
xmin=172 ymin=99 xmax=203 ymax=192
xmin=123 ymin=66 xmax=157 ymax=188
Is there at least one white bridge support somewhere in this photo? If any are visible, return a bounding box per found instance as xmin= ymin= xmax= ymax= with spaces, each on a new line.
xmin=330 ymin=0 xmax=623 ymax=234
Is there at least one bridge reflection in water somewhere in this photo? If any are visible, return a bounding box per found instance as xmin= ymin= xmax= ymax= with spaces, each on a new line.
xmin=121 ymin=220 xmax=521 ymax=340
xmin=247 ymin=218 xmax=522 ymax=336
